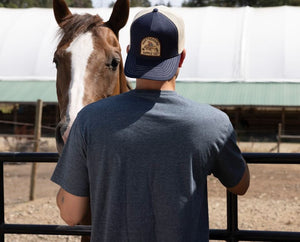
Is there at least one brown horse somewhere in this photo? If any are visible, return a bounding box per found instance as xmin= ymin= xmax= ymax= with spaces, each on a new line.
xmin=53 ymin=0 xmax=130 ymax=154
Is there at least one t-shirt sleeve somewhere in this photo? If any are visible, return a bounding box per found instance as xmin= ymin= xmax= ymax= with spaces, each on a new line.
xmin=212 ymin=124 xmax=246 ymax=188
xmin=51 ymin=118 xmax=89 ymax=197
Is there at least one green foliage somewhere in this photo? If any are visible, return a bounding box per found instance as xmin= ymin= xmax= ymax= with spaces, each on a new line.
xmin=0 ymin=0 xmax=92 ymax=8
xmin=109 ymin=0 xmax=154 ymax=8
xmin=109 ymin=0 xmax=172 ymax=8
xmin=109 ymin=0 xmax=173 ymax=7
xmin=69 ymin=0 xmax=92 ymax=7
xmin=154 ymin=0 xmax=172 ymax=6
xmin=182 ymin=0 xmax=300 ymax=6
xmin=130 ymin=0 xmax=151 ymax=7
xmin=289 ymin=0 xmax=300 ymax=5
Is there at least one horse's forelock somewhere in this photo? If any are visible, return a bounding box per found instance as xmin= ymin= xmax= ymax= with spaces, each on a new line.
xmin=57 ymin=14 xmax=104 ymax=45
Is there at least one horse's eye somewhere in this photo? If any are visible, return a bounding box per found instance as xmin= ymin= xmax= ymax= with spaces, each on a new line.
xmin=111 ymin=58 xmax=119 ymax=68
xmin=106 ymin=58 xmax=120 ymax=71
xmin=111 ymin=58 xmax=120 ymax=71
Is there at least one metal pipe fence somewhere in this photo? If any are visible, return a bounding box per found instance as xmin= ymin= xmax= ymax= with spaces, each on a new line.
xmin=0 ymin=152 xmax=300 ymax=242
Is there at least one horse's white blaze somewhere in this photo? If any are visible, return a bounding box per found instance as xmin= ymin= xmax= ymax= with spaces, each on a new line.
xmin=64 ymin=32 xmax=94 ymax=139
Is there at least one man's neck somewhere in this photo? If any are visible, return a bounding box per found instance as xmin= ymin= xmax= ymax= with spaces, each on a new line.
xmin=135 ymin=78 xmax=176 ymax=91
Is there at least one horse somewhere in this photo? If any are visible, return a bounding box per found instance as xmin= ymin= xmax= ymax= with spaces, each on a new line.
xmin=52 ymin=0 xmax=130 ymax=240
xmin=53 ymin=0 xmax=130 ymax=154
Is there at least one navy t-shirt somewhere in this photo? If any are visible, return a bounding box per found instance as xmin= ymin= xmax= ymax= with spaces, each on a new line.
xmin=51 ymin=90 xmax=245 ymax=242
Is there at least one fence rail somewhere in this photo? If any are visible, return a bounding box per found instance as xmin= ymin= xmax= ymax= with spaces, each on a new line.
xmin=1 ymin=152 xmax=300 ymax=242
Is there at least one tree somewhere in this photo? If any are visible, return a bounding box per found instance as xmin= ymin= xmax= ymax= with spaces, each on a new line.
xmin=289 ymin=0 xmax=300 ymax=5
xmin=130 ymin=0 xmax=151 ymax=7
xmin=154 ymin=0 xmax=172 ymax=6
xmin=69 ymin=0 xmax=92 ymax=7
xmin=0 ymin=0 xmax=92 ymax=8
xmin=109 ymin=0 xmax=151 ymax=7
xmin=182 ymin=0 xmax=300 ymax=6
xmin=182 ymin=0 xmax=243 ymax=7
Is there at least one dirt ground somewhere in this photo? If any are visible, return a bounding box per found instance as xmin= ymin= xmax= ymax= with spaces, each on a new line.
xmin=1 ymin=138 xmax=300 ymax=241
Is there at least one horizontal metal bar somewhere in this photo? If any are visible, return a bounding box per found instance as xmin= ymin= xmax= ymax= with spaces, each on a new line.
xmin=1 ymin=152 xmax=300 ymax=241
xmin=236 ymin=230 xmax=300 ymax=241
xmin=0 ymin=224 xmax=91 ymax=236
xmin=2 ymin=225 xmax=300 ymax=241
xmin=242 ymin=152 xmax=300 ymax=164
xmin=210 ymin=229 xmax=300 ymax=241
xmin=1 ymin=152 xmax=300 ymax=164
xmin=209 ymin=229 xmax=230 ymax=239
xmin=0 ymin=152 xmax=59 ymax=163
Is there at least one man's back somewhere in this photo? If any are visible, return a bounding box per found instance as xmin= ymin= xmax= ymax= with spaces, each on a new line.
xmin=63 ymin=90 xmax=245 ymax=241
xmin=51 ymin=6 xmax=249 ymax=242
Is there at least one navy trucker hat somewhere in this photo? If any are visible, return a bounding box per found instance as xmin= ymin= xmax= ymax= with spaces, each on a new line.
xmin=124 ymin=6 xmax=185 ymax=81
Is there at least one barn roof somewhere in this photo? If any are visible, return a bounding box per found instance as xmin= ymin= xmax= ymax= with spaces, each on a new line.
xmin=1 ymin=80 xmax=300 ymax=107
xmin=1 ymin=6 xmax=300 ymax=106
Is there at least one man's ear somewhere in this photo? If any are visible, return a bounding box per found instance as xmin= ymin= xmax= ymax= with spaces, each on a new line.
xmin=179 ymin=49 xmax=186 ymax=68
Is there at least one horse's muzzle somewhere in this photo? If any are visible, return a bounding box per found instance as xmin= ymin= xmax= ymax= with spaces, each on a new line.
xmin=55 ymin=125 xmax=64 ymax=155
xmin=55 ymin=120 xmax=68 ymax=154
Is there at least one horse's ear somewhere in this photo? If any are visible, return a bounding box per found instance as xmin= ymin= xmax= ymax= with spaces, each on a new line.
xmin=105 ymin=0 xmax=129 ymax=38
xmin=53 ymin=0 xmax=72 ymax=27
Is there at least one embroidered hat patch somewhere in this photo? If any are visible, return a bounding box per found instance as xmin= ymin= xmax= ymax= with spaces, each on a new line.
xmin=141 ymin=37 xmax=161 ymax=57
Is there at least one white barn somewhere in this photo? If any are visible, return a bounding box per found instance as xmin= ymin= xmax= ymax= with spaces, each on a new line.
xmin=1 ymin=7 xmax=300 ymax=101
xmin=1 ymin=6 xmax=300 ymax=106
xmin=0 ymin=6 xmax=300 ymax=139
xmin=2 ymin=6 xmax=300 ymax=83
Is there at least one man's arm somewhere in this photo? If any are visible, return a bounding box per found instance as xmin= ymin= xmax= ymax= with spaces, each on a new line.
xmin=227 ymin=161 xmax=250 ymax=195
xmin=56 ymin=188 xmax=90 ymax=226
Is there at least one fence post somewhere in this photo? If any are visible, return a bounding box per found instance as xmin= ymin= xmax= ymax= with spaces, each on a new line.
xmin=29 ymin=99 xmax=43 ymax=201
xmin=227 ymin=191 xmax=238 ymax=242
xmin=0 ymin=161 xmax=4 ymax=242
xmin=277 ymin=123 xmax=282 ymax=153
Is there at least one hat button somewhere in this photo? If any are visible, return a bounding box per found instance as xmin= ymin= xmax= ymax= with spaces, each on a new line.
xmin=153 ymin=8 xmax=158 ymax=12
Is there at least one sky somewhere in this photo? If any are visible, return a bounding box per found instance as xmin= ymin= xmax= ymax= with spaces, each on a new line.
xmin=92 ymin=0 xmax=183 ymax=8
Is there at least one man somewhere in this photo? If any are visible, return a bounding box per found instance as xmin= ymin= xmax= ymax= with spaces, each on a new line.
xmin=51 ymin=6 xmax=249 ymax=242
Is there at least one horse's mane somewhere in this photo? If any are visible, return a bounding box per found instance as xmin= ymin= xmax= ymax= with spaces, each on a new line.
xmin=57 ymin=13 xmax=104 ymax=46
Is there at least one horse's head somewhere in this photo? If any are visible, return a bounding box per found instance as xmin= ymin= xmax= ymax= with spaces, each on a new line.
xmin=53 ymin=0 xmax=130 ymax=154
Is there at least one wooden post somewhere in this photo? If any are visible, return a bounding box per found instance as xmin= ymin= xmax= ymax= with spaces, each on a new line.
xmin=235 ymin=108 xmax=240 ymax=141
xmin=13 ymin=104 xmax=18 ymax=134
xmin=281 ymin=107 xmax=285 ymax=135
xmin=277 ymin=123 xmax=282 ymax=153
xmin=29 ymin=99 xmax=43 ymax=201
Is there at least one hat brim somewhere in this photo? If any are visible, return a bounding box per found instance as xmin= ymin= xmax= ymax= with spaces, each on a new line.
xmin=124 ymin=51 xmax=181 ymax=81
